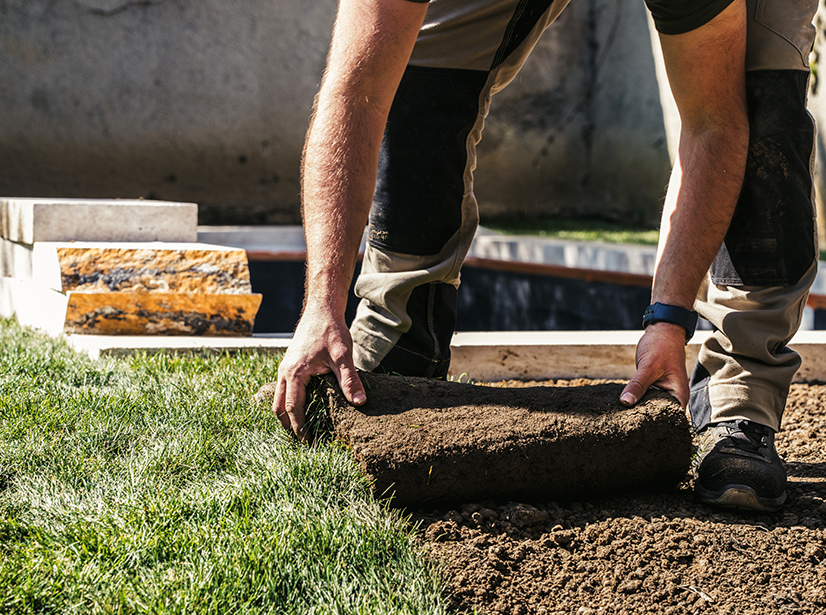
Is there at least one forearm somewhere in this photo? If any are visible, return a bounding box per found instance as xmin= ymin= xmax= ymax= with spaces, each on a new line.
xmin=620 ymin=0 xmax=748 ymax=407
xmin=301 ymin=98 xmax=387 ymax=315
xmin=653 ymin=123 xmax=748 ymax=309
xmin=652 ymin=0 xmax=748 ymax=310
xmin=298 ymin=0 xmax=427 ymax=317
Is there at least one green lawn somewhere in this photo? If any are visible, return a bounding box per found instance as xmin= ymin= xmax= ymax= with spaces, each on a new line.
xmin=481 ymin=215 xmax=826 ymax=262
xmin=0 ymin=319 xmax=447 ymax=615
xmin=480 ymin=215 xmax=660 ymax=246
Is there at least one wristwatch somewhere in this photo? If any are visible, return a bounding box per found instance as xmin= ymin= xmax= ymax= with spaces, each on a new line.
xmin=642 ymin=302 xmax=698 ymax=343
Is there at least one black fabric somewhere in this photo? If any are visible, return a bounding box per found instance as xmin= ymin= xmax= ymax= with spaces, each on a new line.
xmin=456 ymin=265 xmax=651 ymax=331
xmin=374 ymin=283 xmax=457 ymax=379
xmin=369 ymin=65 xmax=489 ymax=256
xmin=710 ymin=70 xmax=816 ymax=287
xmin=490 ymin=0 xmax=555 ymax=70
xmin=688 ymin=362 xmax=713 ymax=431
xmin=645 ymin=0 xmax=735 ymax=34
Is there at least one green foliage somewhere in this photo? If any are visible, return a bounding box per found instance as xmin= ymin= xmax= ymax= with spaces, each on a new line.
xmin=481 ymin=216 xmax=826 ymax=262
xmin=481 ymin=215 xmax=660 ymax=246
xmin=0 ymin=319 xmax=446 ymax=615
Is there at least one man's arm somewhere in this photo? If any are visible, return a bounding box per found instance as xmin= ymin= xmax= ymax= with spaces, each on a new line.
xmin=274 ymin=0 xmax=428 ymax=436
xmin=621 ymin=0 xmax=748 ymax=407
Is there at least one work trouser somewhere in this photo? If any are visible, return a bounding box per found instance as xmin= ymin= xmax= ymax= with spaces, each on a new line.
xmin=351 ymin=0 xmax=819 ymax=436
xmin=689 ymin=0 xmax=819 ymax=432
xmin=351 ymin=0 xmax=572 ymax=377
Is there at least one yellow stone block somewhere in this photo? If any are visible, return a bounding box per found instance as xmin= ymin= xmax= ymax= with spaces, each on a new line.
xmin=64 ymin=292 xmax=262 ymax=336
xmin=54 ymin=245 xmax=252 ymax=294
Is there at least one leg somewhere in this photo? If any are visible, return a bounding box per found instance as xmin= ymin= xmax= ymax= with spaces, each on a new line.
xmin=351 ymin=0 xmax=571 ymax=377
xmin=690 ymin=0 xmax=819 ymax=511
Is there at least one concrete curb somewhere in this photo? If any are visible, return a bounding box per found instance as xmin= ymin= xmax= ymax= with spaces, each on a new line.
xmin=67 ymin=330 xmax=826 ymax=383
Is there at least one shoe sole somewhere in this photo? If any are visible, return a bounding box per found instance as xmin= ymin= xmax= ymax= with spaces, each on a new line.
xmin=695 ymin=483 xmax=787 ymax=513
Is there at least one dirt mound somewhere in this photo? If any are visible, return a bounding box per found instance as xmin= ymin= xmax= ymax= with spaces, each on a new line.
xmin=411 ymin=380 xmax=826 ymax=614
xmin=319 ymin=373 xmax=691 ymax=506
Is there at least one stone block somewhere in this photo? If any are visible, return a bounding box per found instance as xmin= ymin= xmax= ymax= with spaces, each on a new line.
xmin=59 ymin=329 xmax=826 ymax=384
xmin=64 ymin=292 xmax=262 ymax=336
xmin=66 ymin=333 xmax=291 ymax=360
xmin=197 ymin=225 xmax=308 ymax=251
xmin=32 ymin=242 xmax=252 ymax=293
xmin=0 ymin=239 xmax=261 ymax=337
xmin=0 ymin=198 xmax=197 ymax=244
xmin=196 ymin=224 xmax=370 ymax=254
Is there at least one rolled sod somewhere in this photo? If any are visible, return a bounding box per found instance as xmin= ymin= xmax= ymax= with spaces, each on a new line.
xmin=317 ymin=373 xmax=692 ymax=507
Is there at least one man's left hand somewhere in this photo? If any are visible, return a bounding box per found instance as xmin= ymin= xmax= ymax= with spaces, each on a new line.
xmin=620 ymin=322 xmax=689 ymax=407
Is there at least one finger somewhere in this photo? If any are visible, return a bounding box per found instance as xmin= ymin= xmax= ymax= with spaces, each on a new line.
xmin=272 ymin=376 xmax=293 ymax=431
xmin=620 ymin=378 xmax=647 ymax=407
xmin=335 ymin=361 xmax=366 ymax=406
xmin=284 ymin=377 xmax=308 ymax=440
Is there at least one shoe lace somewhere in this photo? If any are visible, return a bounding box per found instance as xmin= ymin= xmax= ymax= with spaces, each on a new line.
xmin=724 ymin=420 xmax=770 ymax=453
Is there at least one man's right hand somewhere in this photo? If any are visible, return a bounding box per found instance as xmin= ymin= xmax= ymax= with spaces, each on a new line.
xmin=273 ymin=305 xmax=367 ymax=439
xmin=272 ymin=0 xmax=427 ymax=440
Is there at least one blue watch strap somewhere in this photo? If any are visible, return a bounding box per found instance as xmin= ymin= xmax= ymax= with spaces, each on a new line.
xmin=642 ymin=302 xmax=698 ymax=343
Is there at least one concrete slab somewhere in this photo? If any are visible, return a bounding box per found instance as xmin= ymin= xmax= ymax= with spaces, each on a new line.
xmin=447 ymin=330 xmax=693 ymax=382
xmin=0 ymin=277 xmax=68 ymax=337
xmin=197 ymin=226 xmax=307 ymax=252
xmin=468 ymin=235 xmax=658 ymax=275
xmin=0 ymin=198 xmax=198 ymax=244
xmin=197 ymin=224 xmax=369 ymax=254
xmin=67 ymin=333 xmax=291 ymax=360
xmin=61 ymin=329 xmax=826 ymax=383
xmin=0 ymin=238 xmax=34 ymax=279
xmin=448 ymin=330 xmax=826 ymax=383
xmin=197 ymin=225 xmax=656 ymax=275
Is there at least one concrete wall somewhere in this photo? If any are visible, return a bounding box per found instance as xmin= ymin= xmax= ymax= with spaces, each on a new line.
xmin=477 ymin=0 xmax=673 ymax=225
xmin=0 ymin=0 xmax=766 ymax=227
xmin=0 ymin=0 xmax=338 ymax=224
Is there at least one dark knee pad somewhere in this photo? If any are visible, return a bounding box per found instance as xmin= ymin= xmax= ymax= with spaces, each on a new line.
xmin=369 ymin=65 xmax=488 ymax=256
xmin=374 ymin=283 xmax=458 ymax=379
xmin=710 ymin=70 xmax=816 ymax=287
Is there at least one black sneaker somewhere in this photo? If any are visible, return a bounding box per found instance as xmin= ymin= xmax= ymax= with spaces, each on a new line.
xmin=692 ymin=420 xmax=786 ymax=512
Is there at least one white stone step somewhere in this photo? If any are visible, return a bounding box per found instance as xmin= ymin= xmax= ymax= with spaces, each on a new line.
xmin=0 ymin=238 xmax=36 ymax=279
xmin=0 ymin=278 xmax=69 ymax=337
xmin=0 ymin=198 xmax=197 ymax=244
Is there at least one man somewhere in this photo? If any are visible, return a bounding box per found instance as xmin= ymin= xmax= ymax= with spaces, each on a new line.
xmin=274 ymin=0 xmax=818 ymax=513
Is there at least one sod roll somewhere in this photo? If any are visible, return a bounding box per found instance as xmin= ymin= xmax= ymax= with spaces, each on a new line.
xmin=318 ymin=373 xmax=692 ymax=507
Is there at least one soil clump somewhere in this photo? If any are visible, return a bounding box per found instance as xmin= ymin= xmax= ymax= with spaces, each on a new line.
xmin=318 ymin=373 xmax=691 ymax=506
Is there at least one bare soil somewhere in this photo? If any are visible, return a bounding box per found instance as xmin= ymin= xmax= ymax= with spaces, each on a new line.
xmin=409 ymin=379 xmax=826 ymax=615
